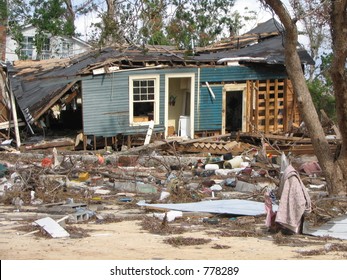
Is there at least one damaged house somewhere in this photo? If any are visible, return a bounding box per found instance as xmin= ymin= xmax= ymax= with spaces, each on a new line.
xmin=4 ymin=19 xmax=314 ymax=149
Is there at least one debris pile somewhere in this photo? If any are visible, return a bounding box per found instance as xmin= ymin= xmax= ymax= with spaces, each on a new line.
xmin=0 ymin=134 xmax=346 ymax=255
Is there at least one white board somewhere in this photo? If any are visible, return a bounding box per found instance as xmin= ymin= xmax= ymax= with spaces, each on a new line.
xmin=33 ymin=217 xmax=70 ymax=238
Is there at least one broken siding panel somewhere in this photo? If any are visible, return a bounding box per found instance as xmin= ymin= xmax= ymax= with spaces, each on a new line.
xmin=196 ymin=86 xmax=223 ymax=131
xmin=200 ymin=65 xmax=287 ymax=83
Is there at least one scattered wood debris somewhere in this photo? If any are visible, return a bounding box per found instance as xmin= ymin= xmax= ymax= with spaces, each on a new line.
xmin=140 ymin=217 xmax=186 ymax=235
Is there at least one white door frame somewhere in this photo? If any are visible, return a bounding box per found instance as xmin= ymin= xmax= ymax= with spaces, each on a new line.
xmin=222 ymin=83 xmax=247 ymax=134
xmin=165 ymin=73 xmax=195 ymax=138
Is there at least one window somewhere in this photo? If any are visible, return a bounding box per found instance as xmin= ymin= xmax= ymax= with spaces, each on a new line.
xmin=61 ymin=41 xmax=73 ymax=58
xmin=129 ymin=75 xmax=159 ymax=125
xmin=41 ymin=38 xmax=51 ymax=59
xmin=20 ymin=36 xmax=34 ymax=60
xmin=20 ymin=36 xmax=51 ymax=60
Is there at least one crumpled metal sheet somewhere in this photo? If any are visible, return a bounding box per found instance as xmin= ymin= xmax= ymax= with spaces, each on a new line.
xmin=303 ymin=216 xmax=347 ymax=240
xmin=138 ymin=199 xmax=278 ymax=216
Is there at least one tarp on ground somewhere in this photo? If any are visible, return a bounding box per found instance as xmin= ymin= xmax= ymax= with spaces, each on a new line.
xmin=137 ymin=199 xmax=278 ymax=216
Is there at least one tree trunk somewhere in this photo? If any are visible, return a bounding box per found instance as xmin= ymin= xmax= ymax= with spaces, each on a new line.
xmin=330 ymin=0 xmax=347 ymax=194
xmin=64 ymin=0 xmax=75 ymax=21
xmin=263 ymin=0 xmax=347 ymax=195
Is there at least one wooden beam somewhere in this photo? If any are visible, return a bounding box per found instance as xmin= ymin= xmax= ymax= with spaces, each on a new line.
xmin=0 ymin=119 xmax=25 ymax=130
xmin=254 ymin=81 xmax=259 ymax=131
xmin=265 ymin=80 xmax=270 ymax=134
xmin=33 ymin=80 xmax=78 ymax=122
xmin=9 ymin=87 xmax=21 ymax=148
xmin=274 ymin=79 xmax=279 ymax=131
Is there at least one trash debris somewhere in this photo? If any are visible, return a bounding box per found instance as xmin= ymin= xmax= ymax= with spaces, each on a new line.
xmin=203 ymin=217 xmax=219 ymax=225
xmin=119 ymin=197 xmax=132 ymax=203
xmin=33 ymin=217 xmax=70 ymax=238
xmin=78 ymin=172 xmax=90 ymax=182
xmin=0 ymin=128 xmax=345 ymax=259
xmin=224 ymin=156 xmax=243 ymax=169
xmin=205 ymin=163 xmax=220 ymax=170
xmin=210 ymin=184 xmax=222 ymax=191
xmin=235 ymin=181 xmax=261 ymax=193
xmin=136 ymin=182 xmax=157 ymax=194
xmin=0 ymin=164 xmax=8 ymax=177
xmin=159 ymin=191 xmax=171 ymax=201
xmin=299 ymin=161 xmax=322 ymax=177
xmin=12 ymin=196 xmax=23 ymax=211
xmin=41 ymin=157 xmax=53 ymax=168
xmin=153 ymin=210 xmax=183 ymax=222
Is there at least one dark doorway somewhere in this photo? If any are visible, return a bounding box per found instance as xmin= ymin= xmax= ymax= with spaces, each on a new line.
xmin=226 ymin=90 xmax=243 ymax=132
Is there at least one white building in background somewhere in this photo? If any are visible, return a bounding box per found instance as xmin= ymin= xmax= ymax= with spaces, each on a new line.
xmin=5 ymin=25 xmax=91 ymax=63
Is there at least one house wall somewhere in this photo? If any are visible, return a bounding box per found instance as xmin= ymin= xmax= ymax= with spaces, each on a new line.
xmin=49 ymin=37 xmax=90 ymax=59
xmin=82 ymin=68 xmax=199 ymax=137
xmin=82 ymin=64 xmax=299 ymax=138
xmin=197 ymin=64 xmax=294 ymax=133
xmin=5 ymin=27 xmax=36 ymax=62
xmin=5 ymin=26 xmax=90 ymax=62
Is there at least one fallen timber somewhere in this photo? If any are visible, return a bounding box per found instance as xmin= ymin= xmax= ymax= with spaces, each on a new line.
xmin=173 ymin=132 xmax=339 ymax=156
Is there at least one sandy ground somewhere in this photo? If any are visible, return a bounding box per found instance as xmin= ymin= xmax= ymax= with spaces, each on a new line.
xmin=1 ymin=205 xmax=347 ymax=260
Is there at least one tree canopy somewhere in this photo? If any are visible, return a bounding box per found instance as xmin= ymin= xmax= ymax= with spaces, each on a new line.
xmin=3 ymin=0 xmax=260 ymax=51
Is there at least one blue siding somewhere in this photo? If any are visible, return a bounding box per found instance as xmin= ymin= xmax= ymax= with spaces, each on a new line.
xmin=82 ymin=73 xmax=130 ymax=137
xmin=82 ymin=68 xmax=198 ymax=137
xmin=200 ymin=65 xmax=287 ymax=83
xmin=82 ymin=64 xmax=288 ymax=136
xmin=195 ymin=65 xmax=288 ymax=132
xmin=196 ymin=86 xmax=223 ymax=131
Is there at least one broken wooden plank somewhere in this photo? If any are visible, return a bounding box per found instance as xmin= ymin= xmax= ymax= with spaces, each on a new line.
xmin=0 ymin=119 xmax=26 ymax=130
xmin=144 ymin=120 xmax=154 ymax=145
xmin=23 ymin=138 xmax=75 ymax=150
xmin=266 ymin=144 xmax=337 ymax=155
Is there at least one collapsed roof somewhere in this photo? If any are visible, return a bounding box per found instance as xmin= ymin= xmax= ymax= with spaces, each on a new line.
xmin=7 ymin=18 xmax=314 ymax=127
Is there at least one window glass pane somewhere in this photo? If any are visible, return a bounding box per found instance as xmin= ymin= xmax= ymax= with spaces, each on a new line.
xmin=43 ymin=38 xmax=50 ymax=51
xmin=132 ymin=78 xmax=156 ymax=123
xmin=133 ymin=102 xmax=154 ymax=117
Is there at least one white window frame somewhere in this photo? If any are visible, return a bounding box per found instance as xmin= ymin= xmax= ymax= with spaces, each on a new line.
xmin=129 ymin=74 xmax=160 ymax=126
xmin=61 ymin=41 xmax=73 ymax=58
xmin=20 ymin=36 xmax=34 ymax=59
